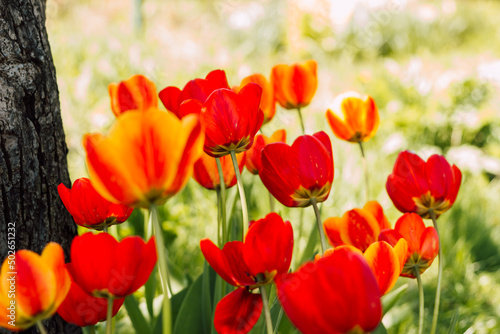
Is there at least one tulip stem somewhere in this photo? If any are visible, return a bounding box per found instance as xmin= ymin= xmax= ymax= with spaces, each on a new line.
xmin=311 ymin=198 xmax=327 ymax=255
xmin=150 ymin=205 xmax=172 ymax=334
xmin=429 ymin=209 xmax=442 ymax=334
xmin=259 ymin=286 xmax=273 ymax=334
xmin=106 ymin=295 xmax=114 ymax=334
xmin=36 ymin=321 xmax=48 ymax=334
xmin=230 ymin=150 xmax=248 ymax=241
xmin=216 ymin=158 xmax=227 ymax=244
xmin=297 ymin=108 xmax=305 ymax=134
xmin=415 ymin=267 xmax=424 ymax=334
xmin=103 ymin=225 xmax=108 ymax=233
xmin=269 ymin=192 xmax=275 ymax=213
xmin=358 ymin=141 xmax=369 ymax=203
xmin=89 ymin=325 xmax=96 ymax=334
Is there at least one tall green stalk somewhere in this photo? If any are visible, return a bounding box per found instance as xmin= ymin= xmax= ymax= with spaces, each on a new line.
xmin=106 ymin=295 xmax=114 ymax=334
xmin=415 ymin=267 xmax=424 ymax=334
xmin=297 ymin=108 xmax=305 ymax=134
xmin=36 ymin=321 xmax=48 ymax=334
xmin=230 ymin=151 xmax=248 ymax=241
xmin=358 ymin=141 xmax=369 ymax=203
xmin=215 ymin=158 xmax=227 ymax=244
xmin=150 ymin=205 xmax=172 ymax=334
xmin=311 ymin=198 xmax=327 ymax=255
xmin=430 ymin=209 xmax=442 ymax=334
xmin=259 ymin=285 xmax=273 ymax=334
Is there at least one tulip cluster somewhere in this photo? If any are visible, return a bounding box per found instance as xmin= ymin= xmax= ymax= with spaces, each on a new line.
xmin=1 ymin=59 xmax=463 ymax=334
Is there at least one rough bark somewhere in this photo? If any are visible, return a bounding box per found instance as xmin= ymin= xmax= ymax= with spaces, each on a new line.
xmin=0 ymin=0 xmax=80 ymax=333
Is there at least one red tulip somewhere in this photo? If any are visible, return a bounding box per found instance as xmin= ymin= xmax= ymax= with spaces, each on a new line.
xmin=259 ymin=131 xmax=334 ymax=207
xmin=386 ymin=151 xmax=462 ymax=218
xmin=108 ymin=74 xmax=158 ymax=116
xmin=236 ymin=73 xmax=276 ymax=124
xmin=271 ymin=60 xmax=318 ymax=109
xmin=58 ymin=178 xmax=133 ymax=230
xmin=379 ymin=213 xmax=439 ymax=278
xmin=193 ymin=152 xmax=246 ymax=190
xmin=70 ymin=233 xmax=157 ymax=298
xmin=245 ymin=129 xmax=286 ymax=175
xmin=200 ymin=213 xmax=293 ymax=334
xmin=178 ymin=84 xmax=264 ymax=157
xmin=57 ymin=264 xmax=124 ymax=327
xmin=0 ymin=243 xmax=70 ymax=331
xmin=159 ymin=69 xmax=230 ymax=118
xmin=276 ymin=247 xmax=382 ymax=334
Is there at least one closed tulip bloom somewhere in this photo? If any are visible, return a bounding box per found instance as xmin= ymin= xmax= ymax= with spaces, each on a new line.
xmin=57 ymin=264 xmax=124 ymax=327
xmin=0 ymin=243 xmax=70 ymax=331
xmin=193 ymin=152 xmax=246 ymax=190
xmin=200 ymin=213 xmax=293 ymax=334
xmin=260 ymin=131 xmax=334 ymax=207
xmin=236 ymin=73 xmax=276 ymax=124
xmin=178 ymin=84 xmax=264 ymax=157
xmin=379 ymin=213 xmax=439 ymax=278
xmin=323 ymin=202 xmax=407 ymax=295
xmin=58 ymin=178 xmax=133 ymax=230
xmin=326 ymin=92 xmax=379 ymax=143
xmin=83 ymin=109 xmax=204 ymax=208
xmin=108 ymin=74 xmax=158 ymax=116
xmin=159 ymin=69 xmax=230 ymax=118
xmin=276 ymin=247 xmax=382 ymax=334
xmin=70 ymin=233 xmax=157 ymax=298
xmin=245 ymin=129 xmax=286 ymax=175
xmin=386 ymin=151 xmax=462 ymax=218
xmin=271 ymin=60 xmax=317 ymax=109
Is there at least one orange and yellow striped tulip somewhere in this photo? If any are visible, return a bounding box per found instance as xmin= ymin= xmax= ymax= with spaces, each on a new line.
xmin=83 ymin=109 xmax=204 ymax=208
xmin=326 ymin=92 xmax=379 ymax=143
xmin=0 ymin=243 xmax=70 ymax=331
xmin=271 ymin=60 xmax=317 ymax=109
xmin=108 ymin=74 xmax=158 ymax=116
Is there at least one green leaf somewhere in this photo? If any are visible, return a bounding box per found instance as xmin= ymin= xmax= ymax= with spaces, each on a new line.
xmin=153 ymin=285 xmax=190 ymax=334
xmin=173 ymin=271 xmax=215 ymax=334
xmin=371 ymin=322 xmax=388 ymax=334
xmin=447 ymin=307 xmax=459 ymax=334
xmin=382 ymin=283 xmax=408 ymax=315
xmin=145 ymin=265 xmax=158 ymax=318
xmin=202 ymin=261 xmax=213 ymax=332
xmin=124 ymin=294 xmax=151 ymax=334
xmin=298 ymin=218 xmax=319 ymax=266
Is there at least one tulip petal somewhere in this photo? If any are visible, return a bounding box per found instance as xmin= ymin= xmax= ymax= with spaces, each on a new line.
xmin=363 ymin=201 xmax=391 ymax=231
xmin=200 ymin=239 xmax=237 ymax=286
xmin=159 ymin=86 xmax=182 ymax=115
xmin=326 ymin=109 xmax=354 ymax=141
xmin=363 ymin=241 xmax=401 ymax=295
xmin=214 ymin=289 xmax=263 ymax=334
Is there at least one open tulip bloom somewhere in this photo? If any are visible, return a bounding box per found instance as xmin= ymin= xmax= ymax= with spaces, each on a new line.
xmin=57 ymin=264 xmax=125 ymax=327
xmin=108 ymin=74 xmax=158 ymax=116
xmin=276 ymin=247 xmax=382 ymax=334
xmin=159 ymin=69 xmax=230 ymax=118
xmin=200 ymin=213 xmax=293 ymax=334
xmin=323 ymin=201 xmax=408 ymax=295
xmin=0 ymin=243 xmax=70 ymax=332
xmin=58 ymin=177 xmax=133 ymax=231
xmin=386 ymin=150 xmax=462 ymax=219
xmin=193 ymin=152 xmax=246 ymax=190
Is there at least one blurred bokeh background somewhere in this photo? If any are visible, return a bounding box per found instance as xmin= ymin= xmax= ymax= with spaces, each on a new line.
xmin=47 ymin=0 xmax=500 ymax=332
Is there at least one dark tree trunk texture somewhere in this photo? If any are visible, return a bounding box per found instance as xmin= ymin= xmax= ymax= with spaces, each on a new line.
xmin=0 ymin=0 xmax=80 ymax=333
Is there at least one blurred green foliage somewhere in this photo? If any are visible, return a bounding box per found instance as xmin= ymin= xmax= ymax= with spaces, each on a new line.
xmin=50 ymin=0 xmax=500 ymax=333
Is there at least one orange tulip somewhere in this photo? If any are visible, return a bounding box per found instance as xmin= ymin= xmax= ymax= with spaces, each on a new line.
xmin=326 ymin=92 xmax=379 ymax=143
xmin=323 ymin=201 xmax=391 ymax=251
xmin=83 ymin=109 xmax=204 ymax=208
xmin=236 ymin=74 xmax=276 ymax=124
xmin=0 ymin=243 xmax=71 ymax=331
xmin=193 ymin=152 xmax=246 ymax=190
xmin=271 ymin=60 xmax=317 ymax=109
xmin=379 ymin=213 xmax=439 ymax=278
xmin=108 ymin=74 xmax=158 ymax=117
xmin=323 ymin=202 xmax=408 ymax=295
xmin=245 ymin=129 xmax=286 ymax=174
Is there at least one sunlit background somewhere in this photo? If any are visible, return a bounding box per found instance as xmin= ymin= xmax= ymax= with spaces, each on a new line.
xmin=47 ymin=0 xmax=500 ymax=332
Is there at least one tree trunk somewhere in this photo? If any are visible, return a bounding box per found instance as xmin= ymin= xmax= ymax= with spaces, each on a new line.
xmin=0 ymin=0 xmax=80 ymax=333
